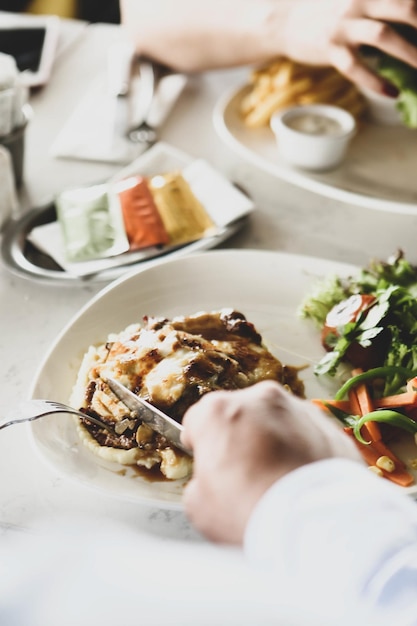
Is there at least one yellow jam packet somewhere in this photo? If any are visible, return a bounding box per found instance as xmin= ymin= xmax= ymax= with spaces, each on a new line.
xmin=149 ymin=172 xmax=216 ymax=246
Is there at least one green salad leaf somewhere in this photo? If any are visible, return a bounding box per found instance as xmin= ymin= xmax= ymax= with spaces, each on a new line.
xmin=299 ymin=251 xmax=417 ymax=392
xmin=297 ymin=275 xmax=349 ymax=328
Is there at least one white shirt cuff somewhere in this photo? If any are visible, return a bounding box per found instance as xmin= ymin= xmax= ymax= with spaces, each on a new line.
xmin=244 ymin=458 xmax=417 ymax=622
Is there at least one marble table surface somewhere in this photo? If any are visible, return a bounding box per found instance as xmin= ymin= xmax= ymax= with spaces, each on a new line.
xmin=1 ymin=19 xmax=417 ymax=540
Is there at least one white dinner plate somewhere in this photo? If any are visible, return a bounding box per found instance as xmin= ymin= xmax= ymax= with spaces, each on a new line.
xmin=29 ymin=249 xmax=417 ymax=507
xmin=214 ymin=84 xmax=417 ymax=215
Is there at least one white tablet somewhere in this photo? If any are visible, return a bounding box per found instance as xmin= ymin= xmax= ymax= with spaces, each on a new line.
xmin=0 ymin=12 xmax=60 ymax=87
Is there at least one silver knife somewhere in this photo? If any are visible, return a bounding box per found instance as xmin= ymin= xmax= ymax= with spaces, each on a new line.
xmin=104 ymin=377 xmax=192 ymax=456
xmin=107 ymin=42 xmax=135 ymax=137
xmin=129 ymin=60 xmax=156 ymax=129
xmin=127 ymin=62 xmax=188 ymax=146
xmin=127 ymin=59 xmax=157 ymax=144
xmin=107 ymin=42 xmax=135 ymax=97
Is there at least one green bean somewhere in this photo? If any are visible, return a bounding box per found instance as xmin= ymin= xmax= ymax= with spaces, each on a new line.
xmin=334 ymin=366 xmax=416 ymax=401
xmin=353 ymin=409 xmax=417 ymax=445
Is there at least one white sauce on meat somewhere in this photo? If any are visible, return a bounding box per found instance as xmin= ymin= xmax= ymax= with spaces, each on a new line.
xmin=70 ymin=310 xmax=304 ymax=480
xmin=145 ymin=349 xmax=196 ymax=403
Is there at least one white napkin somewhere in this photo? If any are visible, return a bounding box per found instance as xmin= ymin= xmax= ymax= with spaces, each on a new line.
xmin=50 ymin=72 xmax=188 ymax=165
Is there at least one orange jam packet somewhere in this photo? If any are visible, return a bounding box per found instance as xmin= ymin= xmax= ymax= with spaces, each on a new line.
xmin=116 ymin=175 xmax=170 ymax=250
xmin=149 ymin=172 xmax=216 ymax=246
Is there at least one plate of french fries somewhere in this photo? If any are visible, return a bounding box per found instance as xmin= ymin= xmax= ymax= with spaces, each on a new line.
xmin=213 ymin=57 xmax=417 ymax=215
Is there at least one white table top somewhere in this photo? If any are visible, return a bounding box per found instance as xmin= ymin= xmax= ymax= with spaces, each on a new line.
xmin=1 ymin=19 xmax=417 ymax=539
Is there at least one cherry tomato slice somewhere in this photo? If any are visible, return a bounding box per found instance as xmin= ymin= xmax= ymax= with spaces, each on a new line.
xmin=324 ymin=294 xmax=376 ymax=331
xmin=321 ymin=294 xmax=381 ymax=370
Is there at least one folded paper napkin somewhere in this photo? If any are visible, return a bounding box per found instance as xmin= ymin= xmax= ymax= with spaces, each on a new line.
xmin=50 ymin=71 xmax=188 ymax=165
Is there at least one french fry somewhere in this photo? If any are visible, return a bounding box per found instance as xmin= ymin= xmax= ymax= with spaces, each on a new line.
xmin=240 ymin=57 xmax=368 ymax=128
xmin=333 ymin=86 xmax=366 ymax=111
xmin=271 ymin=59 xmax=295 ymax=89
xmin=244 ymin=76 xmax=313 ymax=127
xmin=240 ymin=74 xmax=273 ymax=115
xmin=345 ymin=99 xmax=368 ymax=120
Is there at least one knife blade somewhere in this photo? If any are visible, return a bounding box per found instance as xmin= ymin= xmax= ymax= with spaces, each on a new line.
xmin=128 ymin=59 xmax=156 ymax=130
xmin=107 ymin=42 xmax=135 ymax=138
xmin=127 ymin=59 xmax=157 ymax=144
xmin=127 ymin=62 xmax=188 ymax=145
xmin=107 ymin=42 xmax=135 ymax=97
xmin=104 ymin=377 xmax=192 ymax=456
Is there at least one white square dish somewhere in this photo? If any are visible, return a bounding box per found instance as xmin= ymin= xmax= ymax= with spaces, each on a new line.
xmin=2 ymin=142 xmax=253 ymax=285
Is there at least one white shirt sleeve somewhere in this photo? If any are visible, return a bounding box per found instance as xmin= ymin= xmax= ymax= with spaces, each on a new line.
xmin=2 ymin=459 xmax=417 ymax=625
xmin=244 ymin=458 xmax=417 ymax=625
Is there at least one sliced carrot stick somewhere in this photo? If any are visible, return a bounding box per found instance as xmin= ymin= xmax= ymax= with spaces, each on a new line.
xmin=343 ymin=425 xmax=405 ymax=472
xmin=316 ymin=388 xmax=417 ymax=412
xmin=407 ymin=377 xmax=417 ymax=392
xmin=348 ymin=388 xmax=361 ymax=415
xmin=355 ymin=382 xmax=375 ymax=416
xmin=344 ymin=427 xmax=413 ymax=487
xmin=311 ymin=398 xmax=352 ymax=413
xmin=368 ymin=377 xmax=417 ymax=409
xmin=350 ymin=368 xmax=382 ymax=441
xmin=369 ymin=438 xmax=407 ymax=471
xmin=314 ymin=372 xmax=415 ymax=476
xmin=374 ymin=391 xmax=417 ymax=409
xmin=351 ymin=368 xmax=371 ymax=412
xmin=348 ymin=387 xmax=381 ymax=443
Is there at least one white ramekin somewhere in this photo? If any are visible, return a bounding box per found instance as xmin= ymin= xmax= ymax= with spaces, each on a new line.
xmin=270 ymin=104 xmax=357 ymax=171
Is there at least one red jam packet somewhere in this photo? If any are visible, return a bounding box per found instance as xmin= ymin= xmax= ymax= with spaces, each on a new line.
xmin=115 ymin=175 xmax=169 ymax=250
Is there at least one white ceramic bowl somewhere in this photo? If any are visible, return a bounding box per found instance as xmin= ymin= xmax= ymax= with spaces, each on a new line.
xmin=270 ymin=104 xmax=356 ymax=171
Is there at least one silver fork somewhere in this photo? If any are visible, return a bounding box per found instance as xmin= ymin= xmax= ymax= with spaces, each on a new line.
xmin=0 ymin=400 xmax=113 ymax=432
xmin=128 ymin=121 xmax=157 ymax=146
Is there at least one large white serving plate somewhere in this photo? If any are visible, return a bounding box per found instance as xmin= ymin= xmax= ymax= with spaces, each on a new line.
xmin=214 ymin=84 xmax=417 ymax=215
xmin=29 ymin=249 xmax=417 ymax=507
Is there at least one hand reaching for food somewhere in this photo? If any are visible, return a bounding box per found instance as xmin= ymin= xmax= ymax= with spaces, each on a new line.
xmin=181 ymin=380 xmax=362 ymax=544
xmin=283 ymin=0 xmax=417 ymax=93
xmin=121 ymin=0 xmax=417 ymax=125
xmin=121 ymin=0 xmax=417 ymax=90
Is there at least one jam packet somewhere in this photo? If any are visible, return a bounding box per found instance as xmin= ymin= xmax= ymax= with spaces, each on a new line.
xmin=56 ymin=183 xmax=129 ymax=262
xmin=115 ymin=175 xmax=169 ymax=250
xmin=149 ymin=172 xmax=216 ymax=246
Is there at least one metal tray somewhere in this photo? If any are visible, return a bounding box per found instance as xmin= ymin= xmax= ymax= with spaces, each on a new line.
xmin=1 ymin=202 xmax=249 ymax=286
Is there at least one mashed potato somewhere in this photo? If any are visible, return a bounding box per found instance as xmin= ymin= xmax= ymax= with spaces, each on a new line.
xmin=70 ymin=309 xmax=305 ymax=480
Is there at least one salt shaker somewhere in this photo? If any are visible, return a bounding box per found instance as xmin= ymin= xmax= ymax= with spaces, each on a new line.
xmin=0 ymin=52 xmax=30 ymax=186
xmin=0 ymin=52 xmax=19 ymax=136
xmin=0 ymin=145 xmax=18 ymax=231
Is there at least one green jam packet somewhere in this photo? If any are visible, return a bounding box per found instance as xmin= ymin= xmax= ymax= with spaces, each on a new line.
xmin=55 ymin=183 xmax=129 ymax=262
